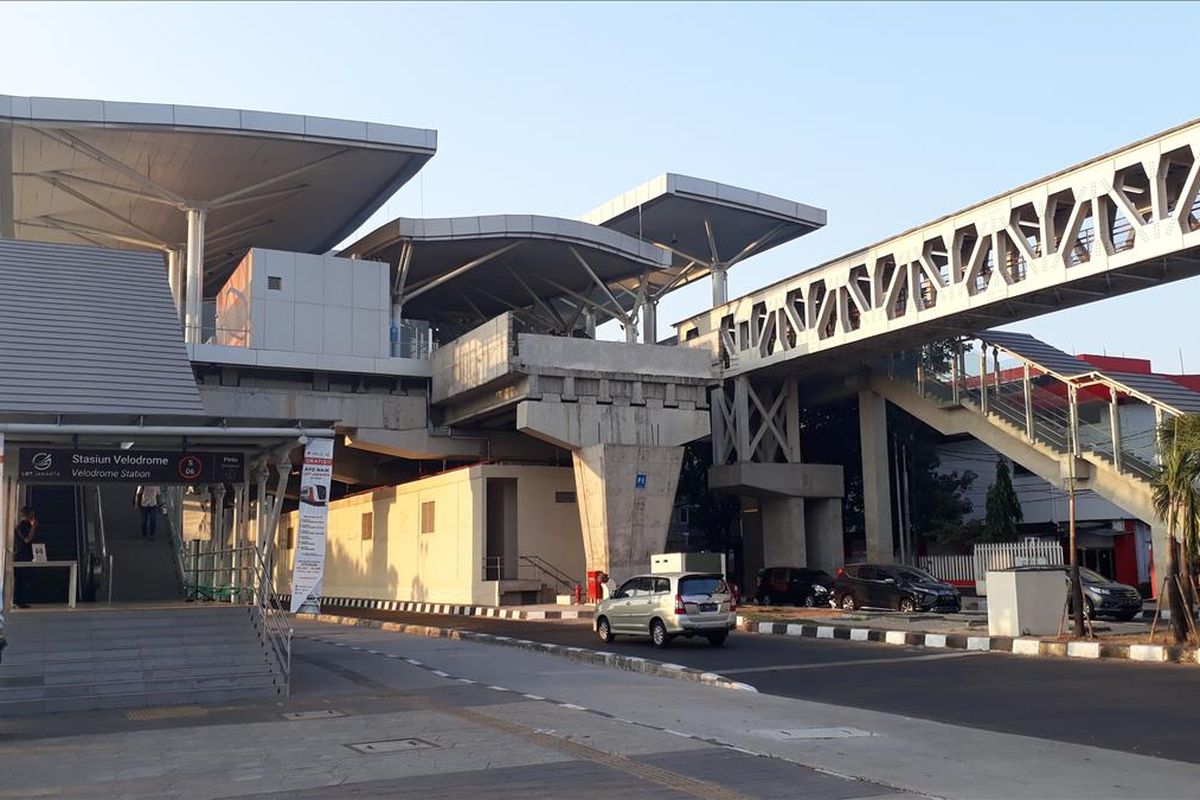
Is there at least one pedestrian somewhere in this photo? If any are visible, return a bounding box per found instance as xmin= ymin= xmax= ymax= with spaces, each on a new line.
xmin=135 ymin=485 xmax=161 ymax=541
xmin=12 ymin=506 xmax=37 ymax=608
xmin=599 ymin=571 xmax=612 ymax=601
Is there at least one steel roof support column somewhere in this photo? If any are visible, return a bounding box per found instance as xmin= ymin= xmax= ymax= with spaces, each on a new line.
xmin=711 ymin=264 xmax=728 ymax=306
xmin=583 ymin=308 xmax=596 ymax=338
xmin=0 ymin=122 xmax=13 ymax=239
xmin=641 ymin=299 xmax=657 ymax=344
xmin=184 ymin=208 xmax=207 ymax=344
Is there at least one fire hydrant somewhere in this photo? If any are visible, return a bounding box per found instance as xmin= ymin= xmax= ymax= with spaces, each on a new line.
xmin=572 ymin=583 xmax=583 ymax=605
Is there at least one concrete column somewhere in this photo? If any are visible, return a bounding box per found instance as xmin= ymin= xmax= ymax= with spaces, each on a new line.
xmin=1151 ymin=522 xmax=1170 ymax=599
xmin=739 ymin=497 xmax=763 ymax=591
xmin=805 ymin=498 xmax=844 ymax=575
xmin=184 ymin=208 xmax=206 ymax=344
xmin=571 ymin=443 xmax=683 ymax=585
xmin=761 ymin=496 xmax=806 ymax=567
xmin=0 ymin=122 xmax=13 ymax=239
xmin=858 ymin=389 xmax=894 ymax=562
xmin=642 ymin=300 xmax=658 ymax=345
xmin=167 ymin=248 xmax=184 ymax=322
xmin=711 ymin=264 xmax=728 ymax=306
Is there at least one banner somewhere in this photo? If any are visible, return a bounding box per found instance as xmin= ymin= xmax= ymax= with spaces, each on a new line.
xmin=19 ymin=448 xmax=244 ymax=485
xmin=290 ymin=438 xmax=333 ymax=614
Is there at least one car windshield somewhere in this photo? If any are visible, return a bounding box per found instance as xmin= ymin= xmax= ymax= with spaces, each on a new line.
xmin=679 ymin=575 xmax=727 ymax=597
xmin=806 ymin=570 xmax=833 ymax=584
xmin=891 ymin=566 xmax=940 ymax=583
xmin=1078 ymin=568 xmax=1109 ymax=584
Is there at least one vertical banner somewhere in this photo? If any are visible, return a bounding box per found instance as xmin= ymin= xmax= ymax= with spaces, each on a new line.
xmin=290 ymin=438 xmax=333 ymax=614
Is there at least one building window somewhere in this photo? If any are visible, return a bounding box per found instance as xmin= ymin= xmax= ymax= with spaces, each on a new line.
xmin=420 ymin=501 xmax=435 ymax=534
xmin=361 ymin=512 xmax=373 ymax=541
xmin=267 ymin=275 xmax=283 ymax=290
xmin=555 ymin=491 xmax=576 ymax=504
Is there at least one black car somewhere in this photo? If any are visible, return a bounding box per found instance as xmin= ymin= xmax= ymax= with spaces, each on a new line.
xmin=755 ymin=567 xmax=834 ymax=607
xmin=833 ymin=564 xmax=961 ymax=613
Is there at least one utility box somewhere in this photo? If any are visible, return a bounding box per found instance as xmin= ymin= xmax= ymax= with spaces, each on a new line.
xmin=987 ymin=567 xmax=1067 ymax=637
xmin=651 ymin=552 xmax=725 ymax=575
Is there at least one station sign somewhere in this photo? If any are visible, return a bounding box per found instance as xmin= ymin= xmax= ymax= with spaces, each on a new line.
xmin=18 ymin=448 xmax=245 ymax=485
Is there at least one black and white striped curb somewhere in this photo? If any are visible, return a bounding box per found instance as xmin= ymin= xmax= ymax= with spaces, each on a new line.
xmin=301 ymin=633 xmax=919 ymax=799
xmin=298 ymin=612 xmax=755 ymax=691
xmin=282 ymin=595 xmax=593 ymax=621
xmin=739 ymin=618 xmax=1199 ymax=665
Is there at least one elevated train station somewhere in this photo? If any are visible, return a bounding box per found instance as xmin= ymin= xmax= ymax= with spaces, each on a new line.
xmin=2 ymin=92 xmax=1198 ymax=711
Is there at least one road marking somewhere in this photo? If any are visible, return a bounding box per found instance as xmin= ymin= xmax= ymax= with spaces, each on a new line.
xmin=719 ymin=650 xmax=984 ymax=675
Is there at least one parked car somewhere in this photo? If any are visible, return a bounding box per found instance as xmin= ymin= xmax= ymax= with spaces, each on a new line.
xmin=1071 ymin=567 xmax=1143 ymax=621
xmin=594 ymin=572 xmax=736 ymax=648
xmin=833 ymin=564 xmax=961 ymax=613
xmin=756 ymin=566 xmax=835 ymax=607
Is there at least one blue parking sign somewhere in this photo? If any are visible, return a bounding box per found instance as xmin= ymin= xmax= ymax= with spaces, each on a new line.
xmin=635 ymin=472 xmax=647 ymax=489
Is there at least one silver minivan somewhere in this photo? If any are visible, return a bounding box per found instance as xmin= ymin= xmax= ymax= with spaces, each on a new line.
xmin=594 ymin=572 xmax=736 ymax=648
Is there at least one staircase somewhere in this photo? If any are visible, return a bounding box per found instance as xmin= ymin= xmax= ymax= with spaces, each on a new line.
xmin=100 ymin=485 xmax=185 ymax=602
xmin=0 ymin=606 xmax=285 ymax=715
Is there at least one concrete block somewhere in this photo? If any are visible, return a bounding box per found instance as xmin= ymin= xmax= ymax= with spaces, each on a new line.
xmin=1067 ymin=641 xmax=1101 ymax=659
xmin=785 ymin=623 xmax=805 ymax=636
xmin=1011 ymin=638 xmax=1041 ymax=656
xmin=966 ymin=636 xmax=991 ymax=651
xmin=849 ymin=628 xmax=870 ymax=641
xmin=924 ymin=633 xmax=948 ymax=648
xmin=816 ymin=626 xmax=835 ymax=639
xmin=1128 ymin=644 xmax=1167 ymax=662
xmin=884 ymin=630 xmax=907 ymax=645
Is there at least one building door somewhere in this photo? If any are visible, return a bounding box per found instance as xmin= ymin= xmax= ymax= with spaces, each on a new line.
xmin=485 ymin=478 xmax=518 ymax=581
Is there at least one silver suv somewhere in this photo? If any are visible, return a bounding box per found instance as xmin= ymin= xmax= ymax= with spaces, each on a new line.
xmin=595 ymin=572 xmax=736 ymax=648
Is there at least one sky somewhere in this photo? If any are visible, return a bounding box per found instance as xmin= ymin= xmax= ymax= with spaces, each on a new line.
xmin=3 ymin=1 xmax=1198 ymax=369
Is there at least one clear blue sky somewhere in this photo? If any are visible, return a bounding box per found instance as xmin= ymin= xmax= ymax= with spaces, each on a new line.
xmin=4 ymin=1 xmax=1197 ymax=368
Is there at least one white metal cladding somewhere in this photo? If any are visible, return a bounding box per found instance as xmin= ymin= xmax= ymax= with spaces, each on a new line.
xmin=676 ymin=118 xmax=1200 ymax=376
xmin=0 ymin=239 xmax=204 ymax=415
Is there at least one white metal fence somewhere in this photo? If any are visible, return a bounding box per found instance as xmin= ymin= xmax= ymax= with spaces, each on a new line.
xmin=973 ymin=540 xmax=1064 ymax=595
xmin=916 ymin=554 xmax=974 ymax=584
xmin=916 ymin=540 xmax=1064 ymax=595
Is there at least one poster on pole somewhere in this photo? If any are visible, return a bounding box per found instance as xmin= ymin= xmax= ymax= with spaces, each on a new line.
xmin=290 ymin=438 xmax=334 ymax=614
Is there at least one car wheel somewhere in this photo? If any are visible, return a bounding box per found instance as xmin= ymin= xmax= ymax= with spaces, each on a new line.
xmin=803 ymin=595 xmax=817 ymax=608
xmin=1084 ymin=598 xmax=1095 ymax=620
xmin=596 ymin=616 xmax=615 ymax=644
xmin=840 ymin=594 xmax=856 ymax=611
xmin=898 ymin=597 xmax=916 ymax=614
xmin=706 ymin=631 xmax=728 ymax=647
xmin=650 ymin=619 xmax=671 ymax=649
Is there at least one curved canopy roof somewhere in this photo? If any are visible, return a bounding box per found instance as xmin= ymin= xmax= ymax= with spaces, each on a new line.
xmin=1 ymin=94 xmax=437 ymax=290
xmin=340 ymin=214 xmax=669 ymax=336
xmin=582 ymin=173 xmax=826 ymax=297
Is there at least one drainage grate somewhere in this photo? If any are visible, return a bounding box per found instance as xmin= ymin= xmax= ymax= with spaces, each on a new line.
xmin=125 ymin=706 xmax=208 ymax=721
xmin=282 ymin=709 xmax=347 ymax=721
xmin=756 ymin=727 xmax=875 ymax=740
xmin=346 ymin=737 xmax=438 ymax=755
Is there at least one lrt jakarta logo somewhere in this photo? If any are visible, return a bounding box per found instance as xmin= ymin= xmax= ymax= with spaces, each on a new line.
xmin=177 ymin=455 xmax=204 ymax=480
xmin=31 ymin=452 xmax=53 ymax=472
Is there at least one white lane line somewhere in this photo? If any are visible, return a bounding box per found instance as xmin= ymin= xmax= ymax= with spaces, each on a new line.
xmin=719 ymin=651 xmax=984 ymax=675
xmin=431 ymin=670 xmax=450 ymax=678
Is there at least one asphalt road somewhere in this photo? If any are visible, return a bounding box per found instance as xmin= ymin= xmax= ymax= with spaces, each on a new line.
xmin=328 ymin=606 xmax=1200 ymax=764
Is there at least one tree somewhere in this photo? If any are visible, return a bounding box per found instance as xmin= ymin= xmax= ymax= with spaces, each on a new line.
xmin=674 ymin=441 xmax=740 ymax=553
xmin=983 ymin=459 xmax=1023 ymax=542
xmin=1150 ymin=414 xmax=1200 ymax=644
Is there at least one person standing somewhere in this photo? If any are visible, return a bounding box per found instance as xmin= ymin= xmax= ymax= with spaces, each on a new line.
xmin=12 ymin=506 xmax=37 ymax=608
xmin=134 ymin=485 xmax=161 ymax=541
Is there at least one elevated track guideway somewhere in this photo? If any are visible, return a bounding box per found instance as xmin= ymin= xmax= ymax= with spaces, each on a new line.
xmin=678 ymin=118 xmax=1200 ymax=377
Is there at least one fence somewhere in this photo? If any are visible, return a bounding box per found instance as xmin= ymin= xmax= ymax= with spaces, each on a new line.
xmin=973 ymin=540 xmax=1064 ymax=595
xmin=915 ymin=540 xmax=1065 ymax=595
xmin=916 ymin=554 xmax=975 ymax=587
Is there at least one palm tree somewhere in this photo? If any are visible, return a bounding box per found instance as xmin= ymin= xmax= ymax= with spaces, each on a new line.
xmin=1150 ymin=414 xmax=1200 ymax=643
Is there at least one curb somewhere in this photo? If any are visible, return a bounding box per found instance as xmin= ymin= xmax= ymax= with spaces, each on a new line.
xmin=282 ymin=595 xmax=594 ymax=621
xmin=298 ymin=612 xmax=757 ymax=692
xmin=738 ymin=618 xmax=1198 ymax=665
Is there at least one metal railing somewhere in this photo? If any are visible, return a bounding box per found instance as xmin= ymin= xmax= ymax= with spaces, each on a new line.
xmin=894 ymin=336 xmax=1177 ymax=487
xmin=518 ymin=554 xmax=579 ymax=593
xmin=250 ymin=544 xmax=293 ymax=697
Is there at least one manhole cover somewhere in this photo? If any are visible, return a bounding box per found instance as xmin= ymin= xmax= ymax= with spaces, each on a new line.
xmin=755 ymin=727 xmax=875 ymax=740
xmin=346 ymin=737 xmax=438 ymax=755
xmin=282 ymin=709 xmax=347 ymax=720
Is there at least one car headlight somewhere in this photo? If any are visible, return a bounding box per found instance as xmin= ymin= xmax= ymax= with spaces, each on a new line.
xmin=1092 ymin=586 xmax=1112 ymax=595
xmin=813 ymin=585 xmax=829 ymax=594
